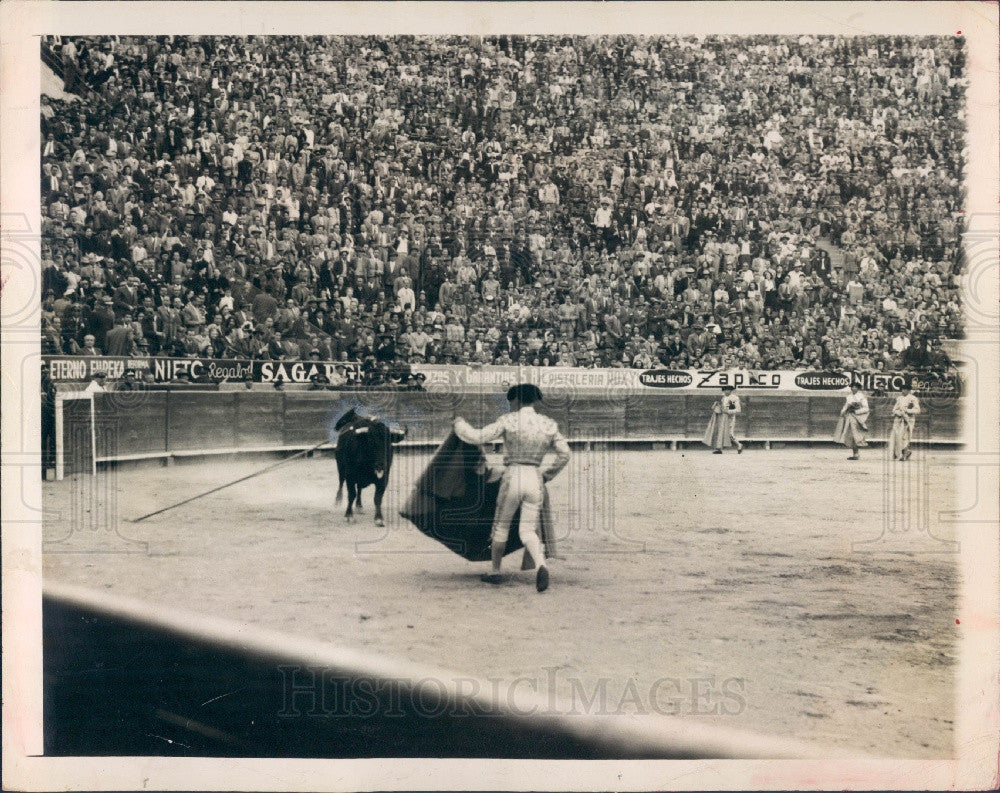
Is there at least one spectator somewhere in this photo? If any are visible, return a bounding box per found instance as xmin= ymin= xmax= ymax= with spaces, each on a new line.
xmin=79 ymin=333 xmax=101 ymax=356
xmin=104 ymin=319 xmax=136 ymax=356
xmin=84 ymin=371 xmax=107 ymax=392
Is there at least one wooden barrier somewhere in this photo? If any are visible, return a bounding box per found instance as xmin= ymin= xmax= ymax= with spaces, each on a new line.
xmin=234 ymin=392 xmax=284 ymax=449
xmin=744 ymin=396 xmax=810 ymax=440
xmin=927 ymin=396 xmax=962 ymax=440
xmin=807 ymin=394 xmax=844 ymax=440
xmin=56 ymin=393 xmax=95 ymax=477
xmin=625 ymin=394 xmax=687 ymax=438
xmin=565 ymin=397 xmax=627 ymax=440
xmin=393 ymin=390 xmax=453 ymax=443
xmin=282 ymin=392 xmax=335 ymax=446
xmin=683 ymin=394 xmax=719 ymax=439
xmin=93 ymin=392 xmax=169 ymax=458
xmin=171 ymin=392 xmax=238 ymax=451
xmin=88 ymin=390 xmax=964 ymax=465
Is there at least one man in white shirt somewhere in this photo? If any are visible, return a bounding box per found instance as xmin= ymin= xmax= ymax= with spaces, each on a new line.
xmin=846 ymin=278 xmax=864 ymax=304
xmin=84 ymin=371 xmax=108 ymax=393
xmin=539 ymin=180 xmax=560 ymax=206
xmin=454 ymin=384 xmax=570 ymax=592
xmin=593 ymin=199 xmax=614 ymax=229
xmin=397 ymin=283 xmax=416 ymax=312
xmin=891 ymin=331 xmax=910 ymax=355
xmin=130 ymin=240 xmax=148 ymax=264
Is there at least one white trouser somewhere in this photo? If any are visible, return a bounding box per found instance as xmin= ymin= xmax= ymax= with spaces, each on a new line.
xmin=491 ymin=464 xmax=543 ymax=545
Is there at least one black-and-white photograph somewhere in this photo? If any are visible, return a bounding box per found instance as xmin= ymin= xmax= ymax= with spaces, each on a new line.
xmin=3 ymin=2 xmax=998 ymax=791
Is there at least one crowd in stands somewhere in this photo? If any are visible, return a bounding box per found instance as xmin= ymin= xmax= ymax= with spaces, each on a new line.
xmin=40 ymin=34 xmax=965 ymax=377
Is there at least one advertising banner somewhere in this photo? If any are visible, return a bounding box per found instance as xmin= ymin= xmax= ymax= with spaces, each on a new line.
xmin=44 ymin=357 xmax=959 ymax=395
xmin=253 ymin=359 xmax=362 ymax=384
xmin=682 ymin=370 xmax=787 ymax=390
xmin=793 ymin=371 xmax=853 ymax=391
xmin=636 ymin=370 xmax=695 ymax=389
xmin=795 ymin=370 xmax=960 ymax=394
xmin=536 ymin=367 xmax=638 ymax=390
xmin=408 ymin=364 xmax=468 ymax=388
xmin=44 ymin=356 xmax=361 ymax=384
xmin=410 ymin=365 xmax=645 ymax=391
xmin=46 ymin=356 xmax=155 ymax=382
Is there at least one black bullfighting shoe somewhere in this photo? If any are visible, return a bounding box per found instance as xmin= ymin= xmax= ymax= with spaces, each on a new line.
xmin=480 ymin=572 xmax=503 ymax=585
xmin=536 ymin=565 xmax=549 ymax=593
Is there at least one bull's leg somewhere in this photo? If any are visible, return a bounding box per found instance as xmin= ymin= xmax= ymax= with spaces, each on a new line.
xmin=374 ymin=480 xmax=386 ymax=527
xmin=345 ymin=480 xmax=357 ymax=522
xmin=354 ymin=487 xmax=363 ymax=513
xmin=335 ymin=459 xmax=345 ymax=505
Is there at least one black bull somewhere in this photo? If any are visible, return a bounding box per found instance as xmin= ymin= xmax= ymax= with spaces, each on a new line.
xmin=334 ymin=412 xmax=405 ymax=526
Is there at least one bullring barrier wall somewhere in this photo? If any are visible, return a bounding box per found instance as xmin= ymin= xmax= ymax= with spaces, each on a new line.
xmin=89 ymin=390 xmax=963 ymax=465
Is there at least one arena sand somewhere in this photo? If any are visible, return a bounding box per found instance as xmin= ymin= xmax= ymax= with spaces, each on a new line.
xmin=43 ymin=447 xmax=958 ymax=758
